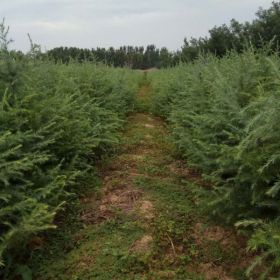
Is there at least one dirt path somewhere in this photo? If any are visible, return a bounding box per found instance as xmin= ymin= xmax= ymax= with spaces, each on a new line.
xmin=34 ymin=80 xmax=251 ymax=280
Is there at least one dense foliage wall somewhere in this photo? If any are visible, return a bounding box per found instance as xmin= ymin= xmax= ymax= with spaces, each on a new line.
xmin=150 ymin=50 xmax=280 ymax=276
xmin=181 ymin=2 xmax=280 ymax=61
xmin=46 ymin=45 xmax=180 ymax=69
xmin=0 ymin=49 xmax=140 ymax=277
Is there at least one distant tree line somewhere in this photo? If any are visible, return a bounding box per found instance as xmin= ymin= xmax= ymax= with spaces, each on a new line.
xmin=46 ymin=45 xmax=180 ymax=69
xmin=8 ymin=1 xmax=280 ymax=68
xmin=181 ymin=1 xmax=280 ymax=61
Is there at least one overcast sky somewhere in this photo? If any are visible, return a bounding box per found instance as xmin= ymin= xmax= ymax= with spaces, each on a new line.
xmin=1 ymin=0 xmax=272 ymax=52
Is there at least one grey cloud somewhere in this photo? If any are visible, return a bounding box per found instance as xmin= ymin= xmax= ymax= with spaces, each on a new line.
xmin=0 ymin=0 xmax=273 ymax=52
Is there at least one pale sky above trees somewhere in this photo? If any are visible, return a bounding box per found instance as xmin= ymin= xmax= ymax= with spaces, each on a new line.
xmin=1 ymin=0 xmax=272 ymax=51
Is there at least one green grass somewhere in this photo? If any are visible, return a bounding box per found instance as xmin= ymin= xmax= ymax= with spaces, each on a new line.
xmin=32 ymin=214 xmax=146 ymax=280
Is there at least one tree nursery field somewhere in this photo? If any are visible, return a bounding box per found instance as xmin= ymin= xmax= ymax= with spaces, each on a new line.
xmin=1 ymin=2 xmax=280 ymax=279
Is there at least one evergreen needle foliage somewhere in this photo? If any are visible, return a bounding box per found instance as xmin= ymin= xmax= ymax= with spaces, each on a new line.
xmin=0 ymin=22 xmax=139 ymax=277
xmin=150 ymin=48 xmax=280 ymax=276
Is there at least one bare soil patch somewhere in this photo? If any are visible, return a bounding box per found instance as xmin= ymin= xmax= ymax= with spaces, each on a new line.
xmin=130 ymin=235 xmax=153 ymax=254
